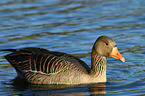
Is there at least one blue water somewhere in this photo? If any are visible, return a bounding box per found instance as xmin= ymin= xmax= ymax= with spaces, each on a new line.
xmin=0 ymin=0 xmax=145 ymax=95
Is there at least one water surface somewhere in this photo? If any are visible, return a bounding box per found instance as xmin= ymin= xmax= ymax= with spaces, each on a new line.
xmin=0 ymin=0 xmax=145 ymax=95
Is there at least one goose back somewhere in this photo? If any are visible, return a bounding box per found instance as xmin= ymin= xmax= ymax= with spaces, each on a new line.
xmin=3 ymin=47 xmax=90 ymax=84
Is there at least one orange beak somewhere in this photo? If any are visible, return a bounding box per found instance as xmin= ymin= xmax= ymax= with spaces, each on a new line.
xmin=109 ymin=47 xmax=125 ymax=62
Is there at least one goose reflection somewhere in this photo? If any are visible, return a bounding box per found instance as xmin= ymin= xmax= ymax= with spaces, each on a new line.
xmin=10 ymin=79 xmax=106 ymax=96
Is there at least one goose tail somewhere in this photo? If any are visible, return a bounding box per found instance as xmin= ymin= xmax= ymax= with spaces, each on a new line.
xmin=0 ymin=49 xmax=17 ymax=52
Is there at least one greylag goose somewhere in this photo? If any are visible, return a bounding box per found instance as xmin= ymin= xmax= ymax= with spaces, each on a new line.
xmin=1 ymin=36 xmax=125 ymax=85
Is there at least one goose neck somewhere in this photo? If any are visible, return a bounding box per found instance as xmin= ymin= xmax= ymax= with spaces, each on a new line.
xmin=90 ymin=53 xmax=107 ymax=77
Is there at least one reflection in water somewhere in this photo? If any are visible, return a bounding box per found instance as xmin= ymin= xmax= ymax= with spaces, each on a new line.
xmin=89 ymin=83 xmax=106 ymax=96
xmin=9 ymin=78 xmax=106 ymax=96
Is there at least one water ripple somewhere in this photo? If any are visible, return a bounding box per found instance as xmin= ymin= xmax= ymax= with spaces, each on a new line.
xmin=0 ymin=0 xmax=145 ymax=95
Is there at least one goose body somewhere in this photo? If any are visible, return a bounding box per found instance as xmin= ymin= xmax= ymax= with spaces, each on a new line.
xmin=1 ymin=36 xmax=125 ymax=85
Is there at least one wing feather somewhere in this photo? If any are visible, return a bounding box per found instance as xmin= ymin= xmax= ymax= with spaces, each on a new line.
xmin=3 ymin=47 xmax=90 ymax=82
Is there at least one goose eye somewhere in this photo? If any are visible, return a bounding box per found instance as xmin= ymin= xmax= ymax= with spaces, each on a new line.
xmin=106 ymin=43 xmax=109 ymax=46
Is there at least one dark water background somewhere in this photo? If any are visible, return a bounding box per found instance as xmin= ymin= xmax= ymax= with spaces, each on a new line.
xmin=0 ymin=0 xmax=145 ymax=95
